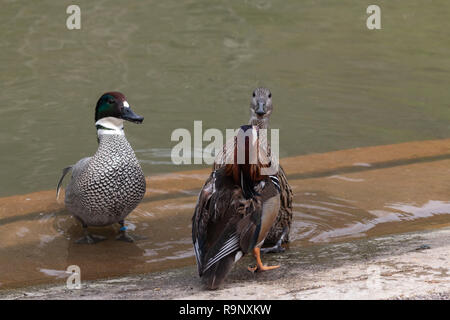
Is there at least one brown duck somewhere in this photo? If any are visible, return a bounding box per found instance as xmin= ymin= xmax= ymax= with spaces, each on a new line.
xmin=192 ymin=125 xmax=281 ymax=289
xmin=247 ymin=87 xmax=293 ymax=253
xmin=214 ymin=87 xmax=293 ymax=253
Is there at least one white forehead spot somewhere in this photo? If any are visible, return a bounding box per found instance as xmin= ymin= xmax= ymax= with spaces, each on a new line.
xmin=123 ymin=101 xmax=130 ymax=108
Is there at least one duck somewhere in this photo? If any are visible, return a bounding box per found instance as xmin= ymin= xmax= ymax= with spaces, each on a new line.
xmin=214 ymin=88 xmax=293 ymax=253
xmin=56 ymin=92 xmax=146 ymax=244
xmin=192 ymin=125 xmax=281 ymax=289
xmin=248 ymin=87 xmax=293 ymax=253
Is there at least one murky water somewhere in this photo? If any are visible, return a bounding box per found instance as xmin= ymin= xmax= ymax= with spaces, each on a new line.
xmin=0 ymin=1 xmax=450 ymax=289
xmin=1 ymin=0 xmax=450 ymax=196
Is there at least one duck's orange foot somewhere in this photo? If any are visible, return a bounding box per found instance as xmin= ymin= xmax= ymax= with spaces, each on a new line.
xmin=247 ymin=264 xmax=280 ymax=273
xmin=248 ymin=247 xmax=281 ymax=273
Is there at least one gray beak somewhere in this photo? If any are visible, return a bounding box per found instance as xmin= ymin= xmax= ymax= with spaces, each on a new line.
xmin=256 ymin=101 xmax=266 ymax=116
xmin=121 ymin=106 xmax=144 ymax=124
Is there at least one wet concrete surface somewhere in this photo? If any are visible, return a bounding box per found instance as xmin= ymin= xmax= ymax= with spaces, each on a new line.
xmin=0 ymin=138 xmax=449 ymax=290
xmin=1 ymin=227 xmax=449 ymax=300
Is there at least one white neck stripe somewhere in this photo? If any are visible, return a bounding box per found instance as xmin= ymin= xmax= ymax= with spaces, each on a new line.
xmin=96 ymin=117 xmax=125 ymax=136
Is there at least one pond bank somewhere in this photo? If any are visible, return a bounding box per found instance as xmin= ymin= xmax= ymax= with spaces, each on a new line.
xmin=2 ymin=226 xmax=449 ymax=300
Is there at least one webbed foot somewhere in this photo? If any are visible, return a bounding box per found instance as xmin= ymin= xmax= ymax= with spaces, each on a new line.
xmin=261 ymin=226 xmax=289 ymax=254
xmin=247 ymin=264 xmax=280 ymax=273
xmin=116 ymin=221 xmax=146 ymax=242
xmin=247 ymin=247 xmax=280 ymax=273
xmin=260 ymin=244 xmax=286 ymax=254
xmin=116 ymin=232 xmax=135 ymax=242
xmin=75 ymin=234 xmax=106 ymax=244
xmin=75 ymin=223 xmax=106 ymax=244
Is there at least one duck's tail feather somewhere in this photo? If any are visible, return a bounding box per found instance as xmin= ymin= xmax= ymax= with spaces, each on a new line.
xmin=56 ymin=166 xmax=73 ymax=200
xmin=201 ymin=253 xmax=235 ymax=290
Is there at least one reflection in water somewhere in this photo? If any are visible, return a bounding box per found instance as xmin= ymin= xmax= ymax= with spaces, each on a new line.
xmin=352 ymin=163 xmax=372 ymax=167
xmin=327 ymin=175 xmax=365 ymax=182
xmin=291 ymin=191 xmax=374 ymax=243
xmin=387 ymin=201 xmax=450 ymax=220
xmin=39 ymin=268 xmax=69 ymax=279
xmin=293 ymin=194 xmax=450 ymax=243
xmin=135 ymin=148 xmax=174 ymax=165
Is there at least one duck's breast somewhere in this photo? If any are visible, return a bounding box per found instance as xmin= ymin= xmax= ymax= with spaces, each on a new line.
xmin=67 ymin=135 xmax=146 ymax=225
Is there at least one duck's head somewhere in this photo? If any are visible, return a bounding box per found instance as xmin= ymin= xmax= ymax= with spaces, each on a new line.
xmin=95 ymin=92 xmax=143 ymax=134
xmin=249 ymin=87 xmax=273 ymax=128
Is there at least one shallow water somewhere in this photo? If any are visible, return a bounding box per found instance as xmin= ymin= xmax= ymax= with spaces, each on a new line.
xmin=0 ymin=140 xmax=449 ymax=289
xmin=1 ymin=0 xmax=450 ymax=196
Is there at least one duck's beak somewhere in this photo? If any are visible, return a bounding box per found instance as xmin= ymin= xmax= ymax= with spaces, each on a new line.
xmin=255 ymin=100 xmax=266 ymax=116
xmin=121 ymin=106 xmax=144 ymax=124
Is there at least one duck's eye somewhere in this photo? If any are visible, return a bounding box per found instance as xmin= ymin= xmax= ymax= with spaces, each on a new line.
xmin=252 ymin=92 xmax=256 ymax=97
xmin=268 ymin=93 xmax=272 ymax=98
xmin=108 ymin=99 xmax=115 ymax=104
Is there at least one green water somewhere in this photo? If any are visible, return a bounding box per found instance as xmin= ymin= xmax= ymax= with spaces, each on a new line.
xmin=0 ymin=0 xmax=449 ymax=197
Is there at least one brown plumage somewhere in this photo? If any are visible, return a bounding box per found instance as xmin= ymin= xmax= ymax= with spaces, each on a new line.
xmin=248 ymin=87 xmax=293 ymax=247
xmin=213 ymin=88 xmax=293 ymax=248
xmin=192 ymin=126 xmax=281 ymax=289
xmin=264 ymin=165 xmax=293 ymax=245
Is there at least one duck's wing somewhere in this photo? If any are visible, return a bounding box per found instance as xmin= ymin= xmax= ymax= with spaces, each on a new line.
xmin=278 ymin=166 xmax=293 ymax=212
xmin=56 ymin=167 xmax=73 ymax=200
xmin=192 ymin=171 xmax=217 ymax=275
xmin=278 ymin=165 xmax=293 ymax=238
xmin=201 ymin=204 xmax=259 ymax=274
xmin=57 ymin=157 xmax=91 ymax=200
xmin=192 ymin=169 xmax=261 ymax=288
xmin=265 ymin=164 xmax=293 ymax=245
xmin=200 ymin=210 xmax=259 ymax=290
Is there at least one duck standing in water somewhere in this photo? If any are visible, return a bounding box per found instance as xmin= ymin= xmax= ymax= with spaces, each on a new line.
xmin=57 ymin=92 xmax=146 ymax=244
xmin=193 ymin=125 xmax=281 ymax=289
xmin=247 ymin=87 xmax=293 ymax=253
xmin=215 ymin=88 xmax=293 ymax=253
